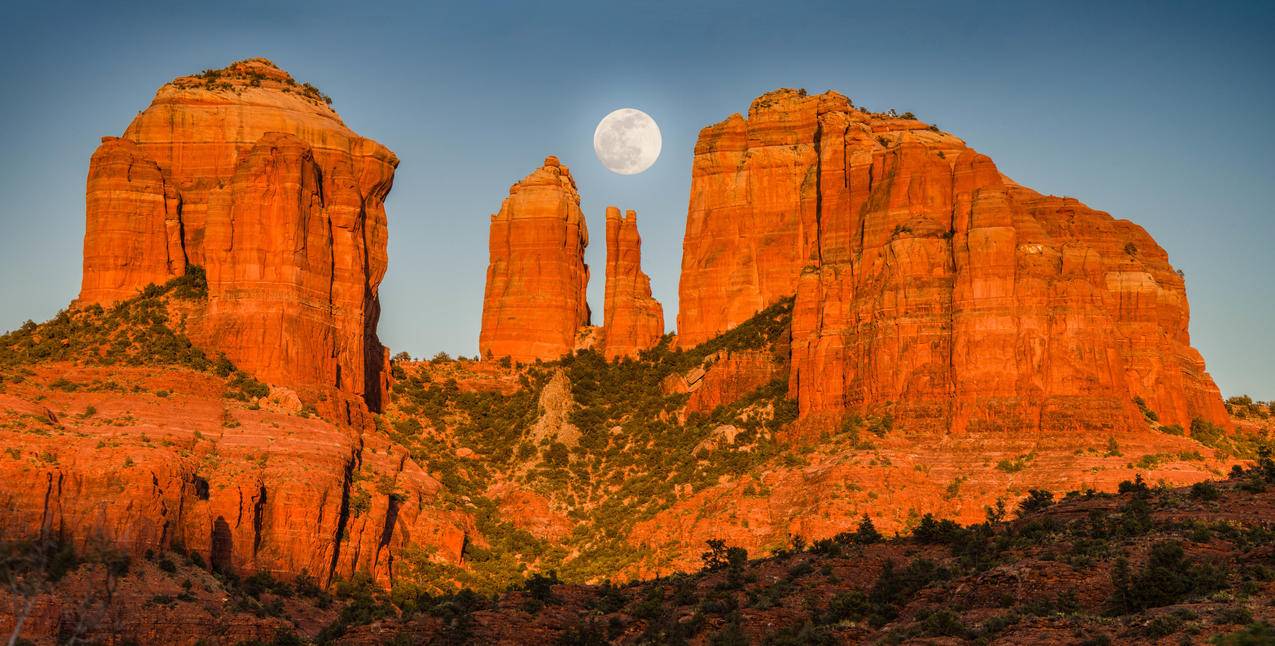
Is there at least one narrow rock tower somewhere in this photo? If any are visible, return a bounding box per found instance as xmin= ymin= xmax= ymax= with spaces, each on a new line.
xmin=602 ymin=207 xmax=664 ymax=359
xmin=480 ymin=156 xmax=591 ymax=363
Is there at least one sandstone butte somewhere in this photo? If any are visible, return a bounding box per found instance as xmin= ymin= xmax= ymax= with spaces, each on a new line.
xmin=601 ymin=206 xmax=665 ymax=359
xmin=0 ymin=60 xmax=472 ymax=592
xmin=676 ymin=88 xmax=1231 ymax=437
xmin=479 ymin=156 xmax=591 ymax=363
xmin=78 ymin=58 xmax=396 ymax=411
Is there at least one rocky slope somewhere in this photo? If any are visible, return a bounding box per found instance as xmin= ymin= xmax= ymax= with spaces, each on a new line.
xmin=678 ymin=89 xmax=1230 ymax=436
xmin=480 ymin=156 xmax=591 ymax=363
xmin=8 ymin=471 xmax=1275 ymax=645
xmin=378 ymin=298 xmax=1261 ymax=587
xmin=601 ymin=207 xmax=664 ymax=360
xmin=0 ymin=282 xmax=470 ymax=595
xmin=78 ymin=58 xmax=395 ymax=410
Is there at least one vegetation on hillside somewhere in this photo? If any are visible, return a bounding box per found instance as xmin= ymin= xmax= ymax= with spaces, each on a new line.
xmin=384 ymin=299 xmax=797 ymax=592
xmin=189 ymin=59 xmax=334 ymax=105
xmin=0 ymin=267 xmax=266 ymax=398
xmin=10 ymin=469 xmax=1275 ymax=645
xmin=342 ymin=459 xmax=1275 ymax=643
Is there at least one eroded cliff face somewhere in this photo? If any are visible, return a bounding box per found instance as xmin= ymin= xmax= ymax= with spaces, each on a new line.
xmin=601 ymin=207 xmax=664 ymax=359
xmin=679 ymin=88 xmax=1229 ymax=434
xmin=480 ymin=156 xmax=591 ymax=363
xmin=77 ymin=58 xmax=395 ymax=410
xmin=0 ymin=365 xmax=469 ymax=588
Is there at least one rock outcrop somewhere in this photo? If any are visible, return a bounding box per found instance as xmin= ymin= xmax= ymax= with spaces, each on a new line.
xmin=77 ymin=58 xmax=395 ymax=409
xmin=480 ymin=156 xmax=591 ymax=363
xmin=601 ymin=207 xmax=664 ymax=359
xmin=0 ymin=365 xmax=468 ymax=587
xmin=678 ymin=88 xmax=1230 ymax=434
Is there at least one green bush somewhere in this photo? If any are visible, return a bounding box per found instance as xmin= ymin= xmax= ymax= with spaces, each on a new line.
xmin=1110 ymin=541 xmax=1228 ymax=613
xmin=1211 ymin=622 xmax=1274 ymax=645
xmin=1190 ymin=481 xmax=1220 ymax=501
xmin=996 ymin=453 xmax=1034 ymax=473
xmin=1016 ymin=489 xmax=1054 ymax=517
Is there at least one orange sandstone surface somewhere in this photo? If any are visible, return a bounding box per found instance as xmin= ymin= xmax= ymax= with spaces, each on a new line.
xmin=0 ymin=365 xmax=469 ymax=587
xmin=601 ymin=207 xmax=664 ymax=360
xmin=479 ymin=156 xmax=591 ymax=363
xmin=677 ymin=88 xmax=1230 ymax=436
xmin=78 ymin=58 xmax=395 ymax=410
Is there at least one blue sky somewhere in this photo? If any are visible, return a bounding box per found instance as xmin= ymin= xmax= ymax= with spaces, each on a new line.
xmin=0 ymin=1 xmax=1271 ymax=398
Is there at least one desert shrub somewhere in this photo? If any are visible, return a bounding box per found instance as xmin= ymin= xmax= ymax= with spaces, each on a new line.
xmin=851 ymin=514 xmax=883 ymax=544
xmin=1118 ymin=474 xmax=1150 ymax=496
xmin=1016 ymin=489 xmax=1054 ymax=517
xmin=225 ymin=372 xmax=269 ymax=400
xmin=996 ymin=453 xmax=1034 ymax=473
xmin=169 ymin=265 xmax=207 ymax=299
xmin=1110 ymin=541 xmax=1228 ymax=613
xmin=919 ymin=608 xmax=972 ymax=638
xmin=1106 ymin=436 xmax=1123 ymax=456
xmin=1215 ymin=606 xmax=1255 ymax=626
xmin=820 ymin=590 xmax=870 ymax=624
xmin=556 ymin=620 xmax=609 ymax=646
xmin=316 ymin=573 xmax=395 ymax=642
xmin=520 ymin=570 xmax=561 ymax=610
xmin=1190 ymin=481 xmax=1221 ymax=501
xmin=1212 ymin=622 xmax=1274 ymax=645
xmin=1133 ymin=396 xmax=1158 ymax=421
xmin=913 ymin=514 xmax=965 ymax=544
xmin=1225 ymin=395 xmax=1269 ymax=419
xmin=700 ymin=539 xmax=747 ymax=575
xmin=868 ymin=558 xmax=951 ymax=626
xmin=1191 ymin=417 xmax=1262 ymax=459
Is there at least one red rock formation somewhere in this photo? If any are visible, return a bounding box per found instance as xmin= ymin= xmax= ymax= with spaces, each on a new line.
xmin=77 ymin=58 xmax=395 ymax=409
xmin=601 ymin=207 xmax=664 ymax=359
xmin=480 ymin=156 xmax=591 ymax=363
xmin=661 ymin=349 xmax=784 ymax=415
xmin=80 ymin=138 xmax=186 ymax=302
xmin=685 ymin=349 xmax=783 ymax=414
xmin=675 ymin=91 xmax=831 ymax=349
xmin=0 ymin=365 xmax=469 ymax=587
xmin=678 ymin=88 xmax=1230 ymax=434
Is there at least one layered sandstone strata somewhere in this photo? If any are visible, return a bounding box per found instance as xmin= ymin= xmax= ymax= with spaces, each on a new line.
xmin=678 ymin=88 xmax=1229 ymax=434
xmin=0 ymin=365 xmax=468 ymax=586
xmin=480 ymin=156 xmax=591 ymax=363
xmin=77 ymin=58 xmax=395 ymax=409
xmin=601 ymin=207 xmax=664 ymax=359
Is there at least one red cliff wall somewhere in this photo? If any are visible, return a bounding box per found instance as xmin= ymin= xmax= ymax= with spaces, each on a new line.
xmin=679 ymin=88 xmax=1230 ymax=434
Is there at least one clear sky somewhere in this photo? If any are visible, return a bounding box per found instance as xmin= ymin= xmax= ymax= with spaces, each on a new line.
xmin=0 ymin=1 xmax=1271 ymax=398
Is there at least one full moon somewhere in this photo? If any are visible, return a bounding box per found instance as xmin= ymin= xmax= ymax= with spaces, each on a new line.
xmin=593 ymin=108 xmax=661 ymax=175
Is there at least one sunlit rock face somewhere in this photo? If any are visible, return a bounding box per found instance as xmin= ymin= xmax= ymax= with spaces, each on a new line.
xmin=77 ymin=58 xmax=396 ymax=409
xmin=0 ymin=365 xmax=469 ymax=589
xmin=602 ymin=206 xmax=664 ymax=360
xmin=480 ymin=156 xmax=592 ymax=363
xmin=678 ymin=88 xmax=1230 ymax=434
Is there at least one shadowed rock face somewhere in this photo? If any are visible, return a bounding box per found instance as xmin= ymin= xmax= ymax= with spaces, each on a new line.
xmin=602 ymin=206 xmax=664 ymax=359
xmin=77 ymin=58 xmax=396 ymax=410
xmin=678 ymin=88 xmax=1229 ymax=434
xmin=480 ymin=156 xmax=591 ymax=363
